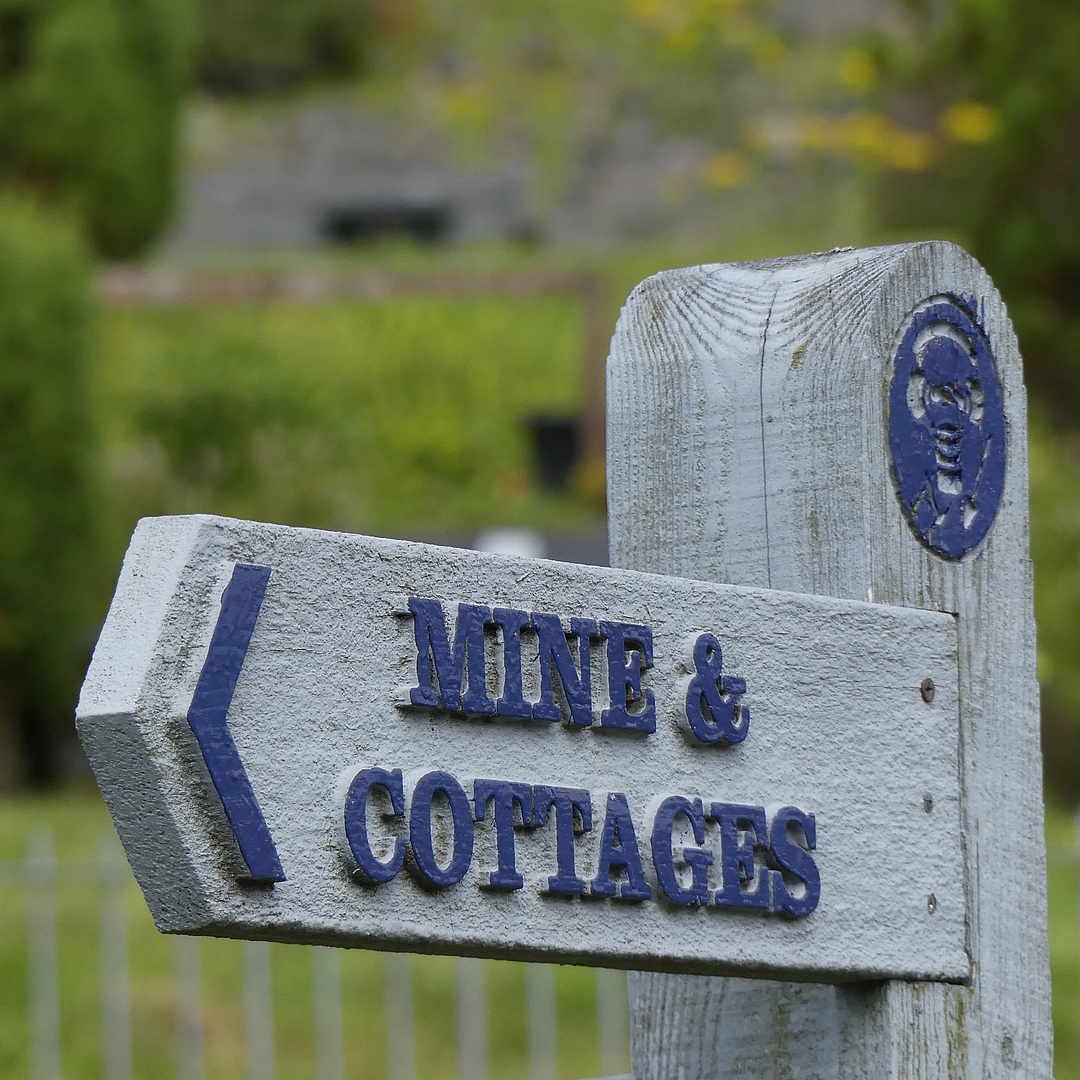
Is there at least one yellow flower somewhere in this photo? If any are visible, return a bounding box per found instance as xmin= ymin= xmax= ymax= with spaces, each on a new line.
xmin=752 ymin=35 xmax=788 ymax=74
xmin=703 ymin=150 xmax=751 ymax=189
xmin=885 ymin=129 xmax=934 ymax=171
xmin=795 ymin=112 xmax=933 ymax=171
xmin=940 ymin=102 xmax=1000 ymax=144
xmin=837 ymin=48 xmax=877 ymax=94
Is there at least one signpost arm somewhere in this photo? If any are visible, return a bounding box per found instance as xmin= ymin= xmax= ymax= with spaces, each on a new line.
xmin=607 ymin=242 xmax=1052 ymax=1079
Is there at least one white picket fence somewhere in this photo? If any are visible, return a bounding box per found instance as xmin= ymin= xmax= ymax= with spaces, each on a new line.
xmin=1 ymin=830 xmax=631 ymax=1080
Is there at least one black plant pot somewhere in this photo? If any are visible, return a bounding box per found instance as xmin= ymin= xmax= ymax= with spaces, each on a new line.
xmin=527 ymin=415 xmax=580 ymax=491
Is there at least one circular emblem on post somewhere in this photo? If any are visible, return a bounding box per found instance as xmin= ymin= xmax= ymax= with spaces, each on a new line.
xmin=888 ymin=297 xmax=1006 ymax=559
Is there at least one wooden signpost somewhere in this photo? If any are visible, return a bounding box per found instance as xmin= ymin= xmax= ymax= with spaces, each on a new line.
xmin=78 ymin=240 xmax=1052 ymax=1078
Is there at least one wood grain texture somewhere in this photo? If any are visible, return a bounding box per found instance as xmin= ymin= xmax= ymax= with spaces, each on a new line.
xmin=607 ymin=242 xmax=1052 ymax=1079
xmin=77 ymin=513 xmax=961 ymax=980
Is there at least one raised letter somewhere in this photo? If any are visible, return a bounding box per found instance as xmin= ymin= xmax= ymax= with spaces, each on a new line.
xmin=599 ymin=621 xmax=655 ymax=733
xmin=408 ymin=771 xmax=474 ymax=888
xmin=533 ymin=786 xmax=592 ymax=895
xmin=344 ymin=768 xmax=406 ymax=883
xmin=492 ymin=607 xmax=532 ymax=718
xmin=711 ymin=802 xmax=769 ymax=909
xmin=531 ymin=613 xmax=597 ymax=726
xmin=651 ymin=796 xmax=713 ymax=906
xmin=591 ymin=792 xmax=652 ymax=900
xmin=408 ymin=598 xmax=495 ymax=715
xmin=683 ymin=633 xmax=749 ymax=745
xmin=769 ymin=806 xmax=820 ymax=918
xmin=473 ymin=779 xmax=534 ymax=890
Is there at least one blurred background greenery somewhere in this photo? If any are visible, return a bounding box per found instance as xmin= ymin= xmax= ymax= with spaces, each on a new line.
xmin=1 ymin=0 xmax=1080 ymax=1073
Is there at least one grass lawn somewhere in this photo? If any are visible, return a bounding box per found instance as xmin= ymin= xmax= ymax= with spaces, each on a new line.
xmin=0 ymin=788 xmax=622 ymax=1080
xmin=0 ymin=790 xmax=1076 ymax=1077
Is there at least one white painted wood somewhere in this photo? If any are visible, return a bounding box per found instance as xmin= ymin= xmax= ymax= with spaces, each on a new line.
xmin=27 ymin=831 xmax=60 ymax=1080
xmin=243 ymin=940 xmax=275 ymax=1080
xmin=78 ymin=514 xmax=961 ymax=981
xmin=607 ymin=241 xmax=1052 ymax=1078
xmin=312 ymin=947 xmax=344 ymax=1080
xmin=385 ymin=953 xmax=416 ymax=1080
xmin=597 ymin=969 xmax=629 ymax=1077
xmin=173 ymin=936 xmax=204 ymax=1080
xmin=525 ymin=964 xmax=557 ymax=1080
xmin=456 ymin=957 xmax=488 ymax=1080
xmin=99 ymin=834 xmax=132 ymax=1080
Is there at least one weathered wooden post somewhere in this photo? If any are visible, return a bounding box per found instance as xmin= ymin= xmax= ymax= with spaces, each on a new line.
xmin=607 ymin=241 xmax=1051 ymax=1079
xmin=75 ymin=241 xmax=1050 ymax=1079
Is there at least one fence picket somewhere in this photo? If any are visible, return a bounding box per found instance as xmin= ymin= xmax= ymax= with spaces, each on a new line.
xmin=243 ymin=939 xmax=276 ymax=1080
xmin=597 ymin=969 xmax=628 ymax=1077
xmin=27 ymin=831 xmax=61 ymax=1080
xmin=2 ymin=844 xmax=645 ymax=1080
xmin=456 ymin=957 xmax=487 ymax=1080
xmin=385 ymin=953 xmax=416 ymax=1080
xmin=99 ymin=835 xmax=131 ymax=1080
xmin=174 ymin=936 xmax=204 ymax=1080
xmin=525 ymin=964 xmax=556 ymax=1080
xmin=1075 ymin=807 xmax=1080 ymax=1039
xmin=313 ymin=947 xmax=344 ymax=1080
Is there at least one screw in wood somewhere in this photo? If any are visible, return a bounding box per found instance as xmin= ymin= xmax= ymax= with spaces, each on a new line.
xmin=920 ymin=677 xmax=936 ymax=703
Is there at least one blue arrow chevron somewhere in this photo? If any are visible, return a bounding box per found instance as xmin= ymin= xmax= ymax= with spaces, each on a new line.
xmin=187 ymin=562 xmax=285 ymax=882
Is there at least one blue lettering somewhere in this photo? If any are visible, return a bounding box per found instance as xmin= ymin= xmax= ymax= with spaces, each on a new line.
xmin=408 ymin=771 xmax=474 ymax=888
xmin=533 ymin=785 xmax=592 ymax=894
xmin=344 ymin=768 xmax=406 ymax=884
xmin=473 ymin=779 xmax=534 ymax=890
xmin=532 ymin=613 xmax=597 ymax=726
xmin=650 ymin=796 xmax=713 ymax=906
xmin=492 ymin=607 xmax=532 ymax=718
xmin=599 ymin=621 xmax=655 ymax=733
xmin=768 ymin=806 xmax=820 ymax=918
xmin=683 ymin=633 xmax=749 ymax=745
xmin=408 ymin=598 xmax=494 ymax=715
xmin=591 ymin=793 xmax=652 ymax=901
xmin=711 ymin=802 xmax=770 ymax=910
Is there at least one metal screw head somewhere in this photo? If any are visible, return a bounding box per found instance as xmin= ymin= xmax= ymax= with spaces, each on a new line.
xmin=927 ymin=893 xmax=937 ymax=915
xmin=920 ymin=677 xmax=936 ymax=703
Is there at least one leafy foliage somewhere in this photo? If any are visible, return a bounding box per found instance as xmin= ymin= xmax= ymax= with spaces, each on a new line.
xmin=0 ymin=195 xmax=97 ymax=784
xmin=0 ymin=0 xmax=189 ymax=258
xmin=874 ymin=0 xmax=1080 ymax=418
xmin=354 ymin=0 xmax=782 ymax=207
xmin=193 ymin=0 xmax=372 ymax=95
xmin=867 ymin=0 xmax=1080 ymax=792
xmin=98 ymin=294 xmax=591 ymax=544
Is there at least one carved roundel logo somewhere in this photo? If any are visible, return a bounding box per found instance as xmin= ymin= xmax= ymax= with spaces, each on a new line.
xmin=888 ymin=297 xmax=1006 ymax=559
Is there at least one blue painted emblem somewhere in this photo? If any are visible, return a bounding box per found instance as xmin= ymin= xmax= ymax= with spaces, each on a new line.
xmin=889 ymin=297 xmax=1006 ymax=559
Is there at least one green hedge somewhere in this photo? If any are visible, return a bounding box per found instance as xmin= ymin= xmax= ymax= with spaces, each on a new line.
xmin=0 ymin=0 xmax=188 ymax=258
xmin=874 ymin=0 xmax=1080 ymax=420
xmin=0 ymin=195 xmax=97 ymax=785
xmin=194 ymin=0 xmax=371 ymax=95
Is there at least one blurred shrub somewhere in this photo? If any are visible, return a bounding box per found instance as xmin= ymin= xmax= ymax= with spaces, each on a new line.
xmin=870 ymin=0 xmax=1080 ymax=796
xmin=1030 ymin=416 xmax=1080 ymax=801
xmin=133 ymin=331 xmax=315 ymax=494
xmin=0 ymin=0 xmax=188 ymax=258
xmin=0 ymin=195 xmax=98 ymax=786
xmin=99 ymin=296 xmax=591 ymax=539
xmin=194 ymin=0 xmax=371 ymax=95
xmin=874 ymin=0 xmax=1080 ymax=420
